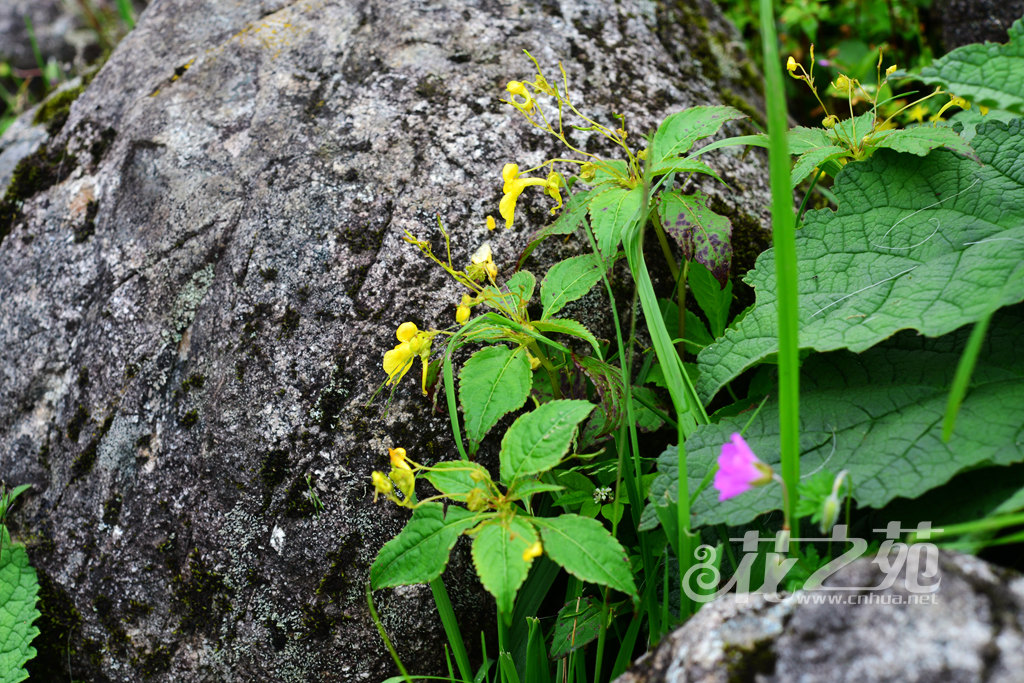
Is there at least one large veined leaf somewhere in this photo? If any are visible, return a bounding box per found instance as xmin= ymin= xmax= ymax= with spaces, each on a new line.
xmin=918 ymin=17 xmax=1024 ymax=113
xmin=697 ymin=120 xmax=1024 ymax=402
xmin=471 ymin=516 xmax=538 ymax=615
xmin=683 ymin=306 xmax=1024 ymax=527
xmin=425 ymin=461 xmax=492 ymax=497
xmin=499 ymin=400 xmax=594 ymax=482
xmin=459 ymin=345 xmax=533 ymax=454
xmin=534 ymin=514 xmax=638 ymax=599
xmin=370 ymin=503 xmax=479 ymax=588
xmin=0 ymin=529 xmax=40 ymax=683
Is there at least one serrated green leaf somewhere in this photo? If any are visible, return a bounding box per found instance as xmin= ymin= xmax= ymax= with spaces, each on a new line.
xmin=506 ymin=271 xmax=536 ymax=310
xmin=870 ymin=124 xmax=977 ymax=161
xmin=532 ymin=318 xmax=601 ymax=354
xmin=652 ymin=158 xmax=726 ymax=184
xmin=549 ymin=597 xmax=602 ymax=658
xmin=0 ymin=530 xmax=40 ymax=683
xmin=499 ymin=400 xmax=594 ymax=482
xmin=918 ymin=17 xmax=1024 ymax=113
xmin=687 ymin=306 xmax=1024 ymax=527
xmin=471 ymin=517 xmax=537 ymax=615
xmin=650 ymin=106 xmax=746 ymax=174
xmin=791 ymin=145 xmax=847 ymax=185
xmin=370 ymin=503 xmax=479 ymax=588
xmin=460 ymin=346 xmax=533 ymax=454
xmin=535 ymin=514 xmax=637 ymax=598
xmin=508 ymin=479 xmax=564 ymax=501
xmin=697 ymin=120 xmax=1024 ymax=402
xmin=688 ymin=261 xmax=733 ymax=338
xmin=658 ymin=190 xmax=732 ymax=284
xmin=425 ymin=461 xmax=492 ymax=497
xmin=787 ymin=126 xmax=831 ymax=154
xmin=589 ymin=186 xmax=644 ymax=256
xmin=540 ymin=254 xmax=606 ymax=319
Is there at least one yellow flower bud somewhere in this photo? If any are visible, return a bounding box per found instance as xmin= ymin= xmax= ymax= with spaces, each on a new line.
xmin=885 ymin=64 xmax=897 ymax=76
xmin=522 ymin=540 xmax=543 ymax=562
xmin=506 ymin=81 xmax=527 ymax=97
xmin=786 ymin=56 xmax=797 ymax=73
xmin=528 ymin=353 xmax=541 ymax=370
xmin=389 ymin=447 xmax=410 ymax=470
xmin=467 ymin=487 xmax=489 ymax=512
xmin=456 ymin=305 xmax=471 ymax=324
xmin=396 ymin=322 xmax=418 ymax=342
xmin=486 ymin=215 xmax=496 ymax=231
xmin=832 ymin=74 xmax=852 ymax=93
xmin=371 ymin=471 xmax=392 ymax=502
xmin=579 ymin=162 xmax=596 ymax=182
xmin=979 ymin=105 xmax=989 ymax=115
xmin=822 ymin=114 xmax=839 ymax=129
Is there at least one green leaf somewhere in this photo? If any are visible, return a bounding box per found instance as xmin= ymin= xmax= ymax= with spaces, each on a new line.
xmin=534 ymin=514 xmax=637 ymax=598
xmin=549 ymin=597 xmax=602 ymax=658
xmin=499 ymin=400 xmax=594 ymax=482
xmin=506 ymin=271 xmax=536 ymax=311
xmin=508 ymin=479 xmax=565 ymax=501
xmin=589 ymin=186 xmax=645 ymax=256
xmin=540 ymin=254 xmax=606 ymax=319
xmin=688 ymin=261 xmax=733 ymax=338
xmin=791 ymin=145 xmax=847 ymax=185
xmin=918 ymin=17 xmax=1024 ymax=113
xmin=532 ymin=318 xmax=601 ymax=354
xmin=0 ymin=531 xmax=40 ymax=683
xmin=787 ymin=125 xmax=831 ymax=154
xmin=697 ymin=120 xmax=1024 ymax=402
xmin=869 ymin=125 xmax=977 ymax=161
xmin=460 ymin=346 xmax=533 ymax=454
xmin=425 ymin=461 xmax=492 ymax=497
xmin=657 ymin=190 xmax=732 ymax=284
xmin=688 ymin=306 xmax=1024 ymax=526
xmin=649 ymin=106 xmax=747 ymax=174
xmin=370 ymin=503 xmax=479 ymax=588
xmin=471 ymin=517 xmax=538 ymax=615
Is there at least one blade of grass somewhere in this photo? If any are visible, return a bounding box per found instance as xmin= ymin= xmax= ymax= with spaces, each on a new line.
xmin=430 ymin=577 xmax=473 ymax=682
xmin=942 ymin=310 xmax=993 ymax=441
xmin=758 ymin=0 xmax=800 ymax=537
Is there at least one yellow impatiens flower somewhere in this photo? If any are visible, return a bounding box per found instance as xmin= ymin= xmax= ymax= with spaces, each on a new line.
xmin=786 ymin=56 xmax=798 ymax=74
xmin=371 ymin=471 xmax=392 ymax=503
xmin=486 ymin=215 xmax=496 ymax=231
xmin=389 ymin=447 xmax=410 ymax=470
xmin=499 ymin=164 xmax=562 ymax=228
xmin=382 ymin=322 xmax=436 ymax=394
xmin=506 ymin=80 xmax=535 ymax=111
xmin=907 ymin=103 xmax=930 ymax=123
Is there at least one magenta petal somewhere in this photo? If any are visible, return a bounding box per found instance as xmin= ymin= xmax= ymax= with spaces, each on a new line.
xmin=714 ymin=433 xmax=764 ymax=501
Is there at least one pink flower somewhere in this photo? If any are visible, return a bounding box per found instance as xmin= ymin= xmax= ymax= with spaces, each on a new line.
xmin=714 ymin=433 xmax=772 ymax=501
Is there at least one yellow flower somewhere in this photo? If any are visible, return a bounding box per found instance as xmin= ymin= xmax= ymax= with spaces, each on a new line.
xmin=396 ymin=322 xmax=418 ymax=342
xmin=907 ymin=103 xmax=930 ymax=123
xmin=522 ymin=540 xmax=543 ymax=562
xmin=486 ymin=215 xmax=496 ymax=231
xmin=885 ymin=64 xmax=897 ymax=76
xmin=371 ymin=471 xmax=392 ymax=503
xmin=391 ymin=467 xmax=415 ymax=502
xmin=499 ymin=163 xmax=556 ymax=228
xmin=382 ymin=322 xmax=435 ymax=394
xmin=456 ymin=305 xmax=471 ymax=324
xmin=979 ymin=105 xmax=989 ymax=115
xmin=545 ymin=172 xmax=563 ymax=213
xmin=786 ymin=56 xmax=797 ymax=73
xmin=389 ymin=447 xmax=410 ymax=470
xmin=506 ymin=80 xmax=535 ymax=111
xmin=468 ymin=242 xmax=499 ymax=282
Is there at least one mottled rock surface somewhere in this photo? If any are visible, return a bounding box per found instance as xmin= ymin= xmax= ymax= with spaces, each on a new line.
xmin=614 ymin=551 xmax=1024 ymax=683
xmin=0 ymin=0 xmax=769 ymax=680
xmin=933 ymin=0 xmax=1024 ymax=49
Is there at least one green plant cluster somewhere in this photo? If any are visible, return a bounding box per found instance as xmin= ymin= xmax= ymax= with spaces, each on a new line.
xmin=367 ymin=11 xmax=1024 ymax=683
xmin=0 ymin=484 xmax=40 ymax=683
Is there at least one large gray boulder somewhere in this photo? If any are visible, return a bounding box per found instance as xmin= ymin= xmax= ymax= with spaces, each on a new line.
xmin=0 ymin=0 xmax=769 ymax=680
xmin=614 ymin=551 xmax=1024 ymax=683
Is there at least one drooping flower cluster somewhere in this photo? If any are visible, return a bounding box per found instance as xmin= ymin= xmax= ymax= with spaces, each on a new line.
xmin=371 ymin=447 xmax=417 ymax=507
xmin=498 ymin=163 xmax=562 ymax=229
xmin=382 ymin=322 xmax=437 ymax=395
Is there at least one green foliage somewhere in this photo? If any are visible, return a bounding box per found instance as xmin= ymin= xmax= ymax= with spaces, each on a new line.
xmin=534 ymin=515 xmax=637 ymax=600
xmin=499 ymin=401 xmax=594 ymax=482
xmin=919 ymin=18 xmax=1024 ymax=114
xmin=471 ymin=517 xmax=538 ymax=615
xmin=540 ymin=254 xmax=606 ymax=319
xmin=459 ymin=346 xmax=533 ymax=455
xmin=370 ymin=503 xmax=479 ymax=588
xmin=549 ymin=597 xmax=602 ymax=658
xmin=698 ymin=119 xmax=1024 ymax=402
xmin=0 ymin=485 xmax=39 ymax=683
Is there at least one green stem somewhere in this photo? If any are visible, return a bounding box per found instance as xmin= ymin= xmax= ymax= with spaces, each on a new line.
xmin=759 ymin=0 xmax=800 ymax=539
xmin=527 ymin=340 xmax=562 ymax=399
xmin=367 ymin=584 xmax=413 ymax=683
